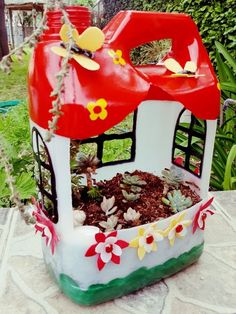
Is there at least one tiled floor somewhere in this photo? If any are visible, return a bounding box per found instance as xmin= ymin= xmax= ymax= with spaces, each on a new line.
xmin=0 ymin=191 xmax=235 ymax=314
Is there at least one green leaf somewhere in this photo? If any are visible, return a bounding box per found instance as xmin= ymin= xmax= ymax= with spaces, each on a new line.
xmin=215 ymin=41 xmax=236 ymax=72
xmin=0 ymin=169 xmax=10 ymax=199
xmin=15 ymin=173 xmax=36 ymax=199
xmin=220 ymin=82 xmax=236 ymax=94
xmin=223 ymin=144 xmax=236 ymax=190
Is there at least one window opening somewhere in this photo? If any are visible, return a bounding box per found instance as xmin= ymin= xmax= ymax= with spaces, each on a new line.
xmin=72 ymin=111 xmax=137 ymax=168
xmin=32 ymin=127 xmax=58 ymax=223
xmin=172 ymin=109 xmax=206 ymax=177
xmin=130 ymin=39 xmax=172 ymax=66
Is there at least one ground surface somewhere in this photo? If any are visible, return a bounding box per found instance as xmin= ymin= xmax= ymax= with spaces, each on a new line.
xmin=0 ymin=52 xmax=30 ymax=101
xmin=0 ymin=191 xmax=235 ymax=314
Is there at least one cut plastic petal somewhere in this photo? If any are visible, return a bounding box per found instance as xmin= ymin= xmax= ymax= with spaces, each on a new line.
xmin=116 ymin=50 xmax=122 ymax=57
xmin=138 ymin=246 xmax=146 ymax=260
xmin=73 ymin=54 xmax=100 ymax=71
xmin=85 ymin=243 xmax=97 ymax=257
xmin=97 ymin=255 xmax=106 ymax=271
xmin=184 ymin=61 xmax=197 ymax=73
xmin=95 ymin=232 xmax=106 ymax=243
xmin=129 ymin=238 xmax=139 ymax=248
xmin=152 ymin=242 xmax=157 ymax=251
xmin=77 ymin=27 xmax=105 ymax=52
xmin=60 ymin=24 xmax=80 ymax=44
xmin=111 ymin=254 xmax=120 ymax=264
xmin=100 ymin=250 xmax=112 ymax=263
xmin=164 ymin=58 xmax=183 ymax=74
xmin=51 ymin=46 xmax=68 ymax=58
xmin=115 ymin=239 xmax=129 ymax=249
xmin=119 ymin=57 xmax=126 ymax=66
xmin=112 ymin=244 xmax=122 ymax=256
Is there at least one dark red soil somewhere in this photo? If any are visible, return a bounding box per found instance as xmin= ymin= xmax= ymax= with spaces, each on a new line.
xmin=72 ymin=170 xmax=201 ymax=231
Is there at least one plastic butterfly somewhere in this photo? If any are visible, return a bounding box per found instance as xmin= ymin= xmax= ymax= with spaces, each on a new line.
xmin=164 ymin=58 xmax=204 ymax=78
xmin=51 ymin=24 xmax=105 ymax=71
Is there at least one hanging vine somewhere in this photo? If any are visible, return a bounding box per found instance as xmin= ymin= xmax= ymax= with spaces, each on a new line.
xmin=0 ymin=0 xmax=76 ymax=222
xmin=45 ymin=1 xmax=77 ymax=141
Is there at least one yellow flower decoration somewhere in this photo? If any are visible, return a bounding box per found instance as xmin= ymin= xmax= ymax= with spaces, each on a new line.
xmin=164 ymin=212 xmax=192 ymax=247
xmin=87 ymin=98 xmax=108 ymax=121
xmin=130 ymin=225 xmax=164 ymax=260
xmin=108 ymin=49 xmax=126 ymax=66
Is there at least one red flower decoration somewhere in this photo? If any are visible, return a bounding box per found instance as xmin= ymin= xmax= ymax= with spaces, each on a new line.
xmin=85 ymin=231 xmax=129 ymax=271
xmin=192 ymin=197 xmax=214 ymax=234
xmin=32 ymin=198 xmax=59 ymax=255
xmin=174 ymin=156 xmax=184 ymax=166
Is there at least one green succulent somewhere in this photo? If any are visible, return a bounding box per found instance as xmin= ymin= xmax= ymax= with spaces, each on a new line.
xmin=161 ymin=166 xmax=184 ymax=187
xmin=76 ymin=152 xmax=100 ymax=174
xmin=162 ymin=190 xmax=192 ymax=213
xmin=87 ymin=186 xmax=102 ymax=200
xmin=122 ymin=190 xmax=140 ymax=202
xmin=122 ymin=174 xmax=147 ymax=186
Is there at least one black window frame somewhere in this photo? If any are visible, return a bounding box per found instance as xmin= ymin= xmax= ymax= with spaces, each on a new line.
xmin=172 ymin=109 xmax=207 ymax=177
xmin=74 ymin=110 xmax=137 ymax=167
xmin=32 ymin=127 xmax=58 ymax=223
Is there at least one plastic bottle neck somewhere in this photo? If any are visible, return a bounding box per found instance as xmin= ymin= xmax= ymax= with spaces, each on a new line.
xmin=40 ymin=6 xmax=91 ymax=41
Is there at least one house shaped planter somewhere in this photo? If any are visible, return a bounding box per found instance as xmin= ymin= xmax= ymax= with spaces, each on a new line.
xmin=28 ymin=7 xmax=220 ymax=305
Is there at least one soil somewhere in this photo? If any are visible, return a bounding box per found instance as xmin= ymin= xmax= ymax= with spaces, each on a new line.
xmin=72 ymin=170 xmax=201 ymax=231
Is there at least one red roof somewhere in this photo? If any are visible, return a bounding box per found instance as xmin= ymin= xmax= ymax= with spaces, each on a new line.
xmin=28 ymin=11 xmax=220 ymax=140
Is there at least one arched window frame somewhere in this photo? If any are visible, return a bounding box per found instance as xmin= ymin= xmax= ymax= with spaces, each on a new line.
xmin=172 ymin=109 xmax=207 ymax=177
xmin=32 ymin=127 xmax=58 ymax=223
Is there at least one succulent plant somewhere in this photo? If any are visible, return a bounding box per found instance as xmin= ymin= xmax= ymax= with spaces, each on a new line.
xmin=161 ymin=165 xmax=184 ymax=187
xmin=75 ymin=152 xmax=100 ymax=189
xmin=99 ymin=215 xmax=119 ymax=232
xmin=122 ymin=174 xmax=147 ymax=187
xmin=100 ymin=196 xmax=118 ymax=216
xmin=87 ymin=186 xmax=102 ymax=200
xmin=76 ymin=152 xmax=100 ymax=173
xmin=122 ymin=190 xmax=140 ymax=202
xmin=162 ymin=190 xmax=193 ymax=213
xmin=123 ymin=207 xmax=141 ymax=222
xmin=130 ymin=186 xmax=142 ymax=193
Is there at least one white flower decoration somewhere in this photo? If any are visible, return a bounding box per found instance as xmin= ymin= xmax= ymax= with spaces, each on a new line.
xmin=95 ymin=235 xmax=122 ymax=263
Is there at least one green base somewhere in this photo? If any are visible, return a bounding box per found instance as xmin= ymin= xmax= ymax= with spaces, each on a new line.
xmin=58 ymin=243 xmax=204 ymax=306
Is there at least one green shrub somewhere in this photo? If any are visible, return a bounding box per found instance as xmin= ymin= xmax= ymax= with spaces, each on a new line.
xmin=101 ymin=0 xmax=236 ymax=63
xmin=211 ymin=42 xmax=236 ymax=190
xmin=165 ymin=0 xmax=236 ymax=62
xmin=0 ymin=102 xmax=36 ymax=206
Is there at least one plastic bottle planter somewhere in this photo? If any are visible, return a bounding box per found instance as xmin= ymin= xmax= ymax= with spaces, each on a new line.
xmin=28 ymin=7 xmax=220 ymax=305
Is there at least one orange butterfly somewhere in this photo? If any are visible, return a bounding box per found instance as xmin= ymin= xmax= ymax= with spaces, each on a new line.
xmin=51 ymin=24 xmax=105 ymax=71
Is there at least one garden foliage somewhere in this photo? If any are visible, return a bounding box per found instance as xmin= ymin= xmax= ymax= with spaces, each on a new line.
xmin=212 ymin=42 xmax=236 ymax=190
xmin=101 ymin=0 xmax=236 ymax=62
xmin=0 ymin=102 xmax=36 ymax=206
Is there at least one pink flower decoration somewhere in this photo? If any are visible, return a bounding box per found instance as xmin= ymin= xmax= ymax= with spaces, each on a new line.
xmin=192 ymin=197 xmax=214 ymax=234
xmin=32 ymin=198 xmax=59 ymax=255
xmin=85 ymin=231 xmax=129 ymax=271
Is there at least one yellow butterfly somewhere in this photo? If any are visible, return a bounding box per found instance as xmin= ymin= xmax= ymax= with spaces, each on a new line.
xmin=51 ymin=24 xmax=105 ymax=71
xmin=164 ymin=58 xmax=204 ymax=78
